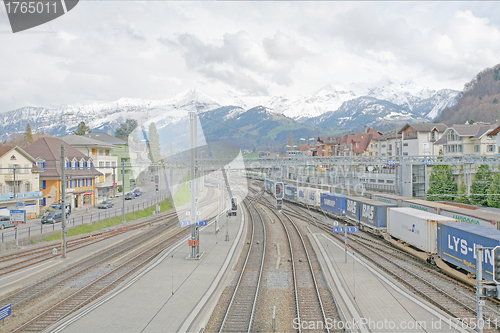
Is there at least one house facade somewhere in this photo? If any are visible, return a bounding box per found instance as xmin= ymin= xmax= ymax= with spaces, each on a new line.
xmin=434 ymin=123 xmax=498 ymax=156
xmin=83 ymin=133 xmax=135 ymax=192
xmin=24 ymin=138 xmax=102 ymax=213
xmin=63 ymin=135 xmax=119 ymax=200
xmin=398 ymin=123 xmax=447 ymax=156
xmin=0 ymin=146 xmax=42 ymax=219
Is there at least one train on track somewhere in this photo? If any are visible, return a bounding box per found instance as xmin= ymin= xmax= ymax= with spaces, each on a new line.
xmin=261 ymin=177 xmax=500 ymax=287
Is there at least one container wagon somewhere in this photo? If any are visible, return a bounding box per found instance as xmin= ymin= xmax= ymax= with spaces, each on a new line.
xmin=297 ymin=187 xmax=307 ymax=204
xmin=355 ymin=197 xmax=396 ymax=230
xmin=320 ymin=193 xmax=348 ymax=216
xmin=387 ymin=207 xmax=459 ymax=254
xmin=284 ymin=185 xmax=297 ymax=201
xmin=402 ymin=199 xmax=500 ymax=230
xmin=437 ymin=222 xmax=500 ymax=282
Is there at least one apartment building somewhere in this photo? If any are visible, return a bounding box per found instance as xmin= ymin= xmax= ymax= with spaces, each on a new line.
xmin=398 ymin=123 xmax=447 ymax=156
xmin=317 ymin=135 xmax=342 ymax=156
xmin=63 ymin=135 xmax=119 ymax=200
xmin=0 ymin=145 xmax=42 ymax=219
xmin=434 ymin=123 xmax=498 ymax=156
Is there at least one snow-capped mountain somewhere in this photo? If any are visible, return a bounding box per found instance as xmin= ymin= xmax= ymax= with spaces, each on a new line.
xmin=0 ymin=81 xmax=461 ymax=145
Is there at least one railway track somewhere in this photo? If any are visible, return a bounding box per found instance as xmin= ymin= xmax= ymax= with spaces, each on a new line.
xmin=0 ymin=212 xmax=177 ymax=276
xmin=278 ymin=195 xmax=500 ymax=332
xmin=0 ymin=191 xmax=219 ymax=332
xmin=254 ymin=197 xmax=333 ymax=333
xmin=0 ymin=195 xmax=218 ymax=276
xmin=12 ymin=225 xmax=191 ymax=332
xmin=218 ymin=196 xmax=266 ymax=333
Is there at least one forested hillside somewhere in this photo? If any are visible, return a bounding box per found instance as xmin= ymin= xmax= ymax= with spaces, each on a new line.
xmin=436 ymin=64 xmax=500 ymax=125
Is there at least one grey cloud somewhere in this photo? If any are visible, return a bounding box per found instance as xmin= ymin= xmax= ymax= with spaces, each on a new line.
xmin=160 ymin=31 xmax=307 ymax=95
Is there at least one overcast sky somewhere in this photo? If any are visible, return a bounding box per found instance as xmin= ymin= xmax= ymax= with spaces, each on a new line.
xmin=1 ymin=1 xmax=500 ymax=112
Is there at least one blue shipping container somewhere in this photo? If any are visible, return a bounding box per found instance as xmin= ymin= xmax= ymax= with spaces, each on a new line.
xmin=284 ymin=185 xmax=297 ymax=201
xmin=437 ymin=222 xmax=500 ymax=281
xmin=345 ymin=197 xmax=360 ymax=222
xmin=356 ymin=197 xmax=395 ymax=229
xmin=297 ymin=187 xmax=307 ymax=203
xmin=321 ymin=193 xmax=347 ymax=216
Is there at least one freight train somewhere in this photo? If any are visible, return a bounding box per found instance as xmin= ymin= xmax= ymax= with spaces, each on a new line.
xmin=261 ymin=178 xmax=500 ymax=286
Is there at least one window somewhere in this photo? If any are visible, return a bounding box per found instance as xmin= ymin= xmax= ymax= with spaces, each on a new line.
xmin=67 ymin=181 xmax=70 ymax=188
xmin=474 ymin=145 xmax=481 ymax=153
xmin=458 ymin=145 xmax=463 ymax=152
xmin=105 ymin=149 xmax=110 ymax=156
xmin=92 ymin=148 xmax=97 ymax=155
xmin=42 ymin=180 xmax=46 ymax=190
xmin=387 ymin=180 xmax=394 ymax=184
xmin=112 ymin=162 xmax=116 ymax=167
xmin=370 ymin=179 xmax=376 ymax=183
xmin=355 ymin=143 xmax=359 ymax=147
xmin=90 ymin=178 xmax=93 ymax=186
xmin=42 ymin=197 xmax=46 ymax=206
xmin=388 ymin=144 xmax=392 ymax=150
xmin=403 ymin=143 xmax=408 ymax=147
xmin=382 ymin=144 xmax=386 ymax=148
xmin=99 ymin=161 xmax=104 ymax=168
xmin=378 ymin=179 xmax=384 ymax=183
xmin=487 ymin=144 xmax=495 ymax=152
xmin=42 ymin=162 xmax=45 ymax=169
xmin=430 ymin=132 xmax=436 ymax=141
xmin=403 ymin=152 xmax=408 ymax=155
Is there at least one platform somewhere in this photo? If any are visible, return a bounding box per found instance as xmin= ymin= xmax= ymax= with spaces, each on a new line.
xmin=309 ymin=232 xmax=475 ymax=333
xmin=47 ymin=208 xmax=246 ymax=333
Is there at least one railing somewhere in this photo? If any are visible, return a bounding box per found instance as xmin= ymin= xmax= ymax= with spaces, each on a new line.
xmin=1 ymin=193 xmax=169 ymax=243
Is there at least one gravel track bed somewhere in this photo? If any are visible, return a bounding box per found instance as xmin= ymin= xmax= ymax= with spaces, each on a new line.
xmin=252 ymin=203 xmax=295 ymax=332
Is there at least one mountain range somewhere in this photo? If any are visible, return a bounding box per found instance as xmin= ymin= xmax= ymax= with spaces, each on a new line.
xmin=0 ymin=79 xmax=461 ymax=151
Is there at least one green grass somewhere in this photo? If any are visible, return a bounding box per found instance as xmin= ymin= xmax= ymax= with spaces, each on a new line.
xmin=42 ymin=199 xmax=174 ymax=242
xmin=173 ymin=181 xmax=191 ymax=207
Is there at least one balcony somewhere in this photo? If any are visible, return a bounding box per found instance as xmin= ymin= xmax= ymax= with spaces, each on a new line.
xmin=404 ymin=132 xmax=418 ymax=140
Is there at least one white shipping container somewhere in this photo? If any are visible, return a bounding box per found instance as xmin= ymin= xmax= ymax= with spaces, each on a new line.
xmin=387 ymin=208 xmax=458 ymax=254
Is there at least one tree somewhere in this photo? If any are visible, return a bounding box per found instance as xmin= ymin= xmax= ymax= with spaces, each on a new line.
xmin=468 ymin=119 xmax=476 ymax=124
xmin=493 ymin=98 xmax=498 ymax=104
xmin=455 ymin=183 xmax=470 ymax=204
xmin=487 ymin=172 xmax=500 ymax=208
xmin=25 ymin=123 xmax=34 ymax=145
xmin=147 ymin=122 xmax=161 ymax=163
xmin=426 ymin=152 xmax=457 ymax=201
xmin=470 ymin=165 xmax=493 ymax=206
xmin=73 ymin=121 xmax=92 ymax=135
xmin=115 ymin=119 xmax=138 ymax=140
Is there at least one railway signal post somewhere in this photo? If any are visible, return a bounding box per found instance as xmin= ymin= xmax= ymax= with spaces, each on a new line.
xmin=275 ymin=181 xmax=283 ymax=213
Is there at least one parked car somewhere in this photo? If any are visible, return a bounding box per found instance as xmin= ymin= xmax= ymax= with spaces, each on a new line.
xmin=50 ymin=203 xmax=71 ymax=215
xmin=133 ymin=189 xmax=142 ymax=197
xmin=41 ymin=210 xmax=68 ymax=224
xmin=125 ymin=193 xmax=135 ymax=200
xmin=98 ymin=201 xmax=114 ymax=209
xmin=0 ymin=216 xmax=15 ymax=230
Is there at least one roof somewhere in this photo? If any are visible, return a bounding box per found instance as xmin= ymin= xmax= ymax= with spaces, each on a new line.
xmin=0 ymin=145 xmax=38 ymax=163
xmin=337 ymin=132 xmax=380 ymax=154
xmin=446 ymin=124 xmax=497 ymax=138
xmin=488 ymin=124 xmax=500 ymax=137
xmin=63 ymin=135 xmax=117 ymax=148
xmin=83 ymin=132 xmax=127 ymax=145
xmin=398 ymin=122 xmax=448 ymax=134
xmin=318 ymin=135 xmax=342 ymax=144
xmin=434 ymin=136 xmax=448 ymax=145
xmin=24 ymin=137 xmax=102 ymax=178
xmin=376 ymin=130 xmax=397 ymax=141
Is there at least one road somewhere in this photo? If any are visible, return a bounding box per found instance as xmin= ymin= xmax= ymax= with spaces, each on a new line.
xmin=0 ymin=174 xmax=175 ymax=244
